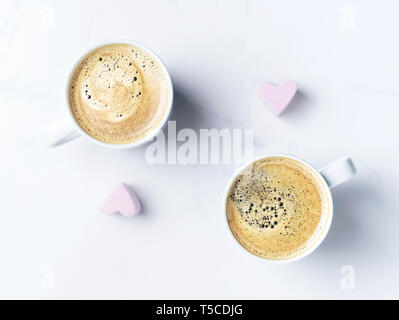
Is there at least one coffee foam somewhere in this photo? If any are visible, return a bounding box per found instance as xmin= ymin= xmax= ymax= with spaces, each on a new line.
xmin=226 ymin=157 xmax=330 ymax=260
xmin=69 ymin=43 xmax=169 ymax=144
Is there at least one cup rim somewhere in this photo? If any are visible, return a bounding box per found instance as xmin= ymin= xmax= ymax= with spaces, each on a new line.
xmin=222 ymin=154 xmax=334 ymax=264
xmin=64 ymin=40 xmax=174 ymax=149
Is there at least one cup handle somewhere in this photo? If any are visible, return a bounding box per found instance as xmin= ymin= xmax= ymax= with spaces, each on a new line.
xmin=319 ymin=157 xmax=356 ymax=189
xmin=43 ymin=116 xmax=81 ymax=147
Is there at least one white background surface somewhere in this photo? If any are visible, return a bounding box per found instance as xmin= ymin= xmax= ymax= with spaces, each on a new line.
xmin=0 ymin=0 xmax=398 ymax=299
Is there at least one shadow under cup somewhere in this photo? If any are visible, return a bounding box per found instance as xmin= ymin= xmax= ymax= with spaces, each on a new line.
xmin=224 ymin=155 xmax=333 ymax=263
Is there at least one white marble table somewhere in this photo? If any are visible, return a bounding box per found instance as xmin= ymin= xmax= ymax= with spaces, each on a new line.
xmin=0 ymin=0 xmax=398 ymax=299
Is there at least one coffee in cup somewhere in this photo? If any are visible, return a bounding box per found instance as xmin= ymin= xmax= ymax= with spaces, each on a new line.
xmin=225 ymin=156 xmax=331 ymax=260
xmin=68 ymin=43 xmax=170 ymax=144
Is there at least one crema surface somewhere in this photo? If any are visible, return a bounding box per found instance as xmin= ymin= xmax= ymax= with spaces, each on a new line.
xmin=226 ymin=157 xmax=329 ymax=260
xmin=69 ymin=43 xmax=169 ymax=144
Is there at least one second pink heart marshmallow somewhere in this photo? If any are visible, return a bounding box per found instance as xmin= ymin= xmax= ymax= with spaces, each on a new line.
xmin=259 ymin=81 xmax=298 ymax=116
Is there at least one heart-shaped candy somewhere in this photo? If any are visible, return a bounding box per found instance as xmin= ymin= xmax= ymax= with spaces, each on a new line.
xmin=259 ymin=81 xmax=298 ymax=116
xmin=101 ymin=183 xmax=141 ymax=217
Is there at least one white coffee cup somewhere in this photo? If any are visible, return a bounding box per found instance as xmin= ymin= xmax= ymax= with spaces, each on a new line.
xmin=43 ymin=41 xmax=173 ymax=149
xmin=223 ymin=154 xmax=356 ymax=263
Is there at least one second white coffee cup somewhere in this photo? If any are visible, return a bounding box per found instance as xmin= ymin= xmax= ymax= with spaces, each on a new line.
xmin=223 ymin=154 xmax=356 ymax=263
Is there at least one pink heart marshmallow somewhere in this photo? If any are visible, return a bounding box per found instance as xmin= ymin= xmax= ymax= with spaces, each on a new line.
xmin=259 ymin=81 xmax=298 ymax=116
xmin=101 ymin=183 xmax=141 ymax=217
